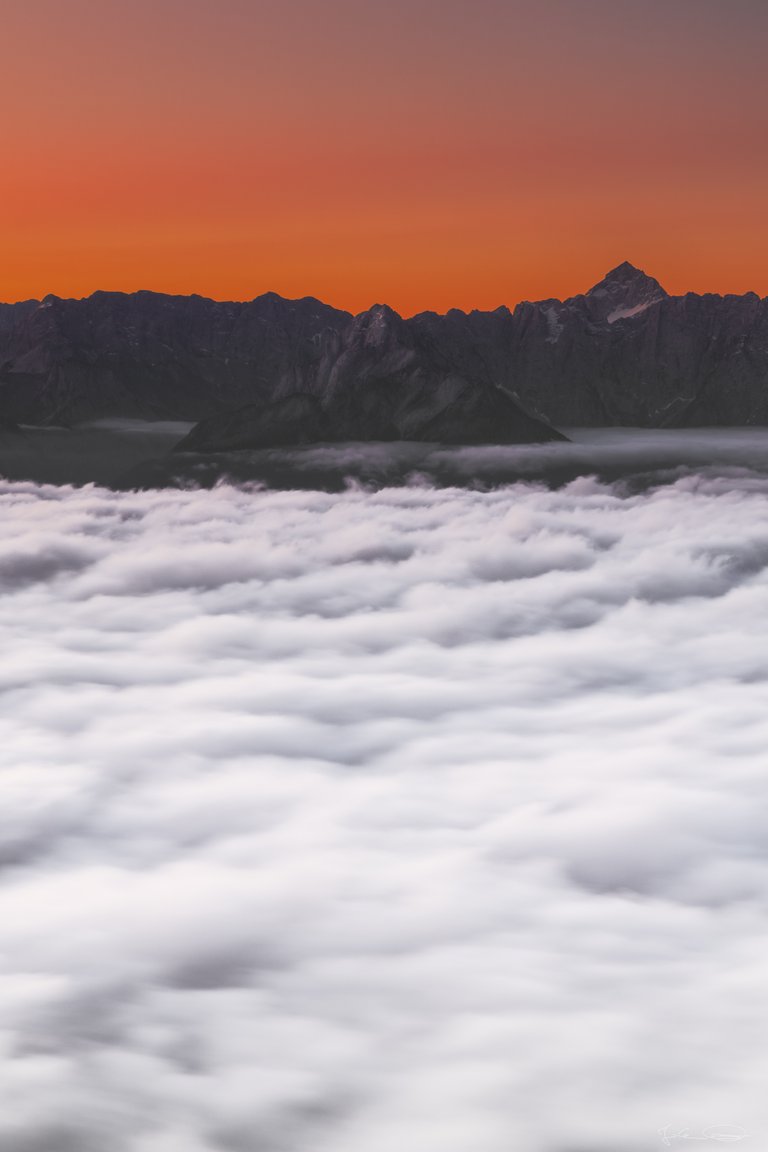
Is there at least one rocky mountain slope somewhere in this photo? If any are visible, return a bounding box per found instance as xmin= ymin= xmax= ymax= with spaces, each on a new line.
xmin=481 ymin=262 xmax=768 ymax=427
xmin=2 ymin=264 xmax=768 ymax=448
xmin=0 ymin=291 xmax=351 ymax=425
xmin=0 ymin=290 xmax=561 ymax=445
xmin=177 ymin=303 xmax=561 ymax=449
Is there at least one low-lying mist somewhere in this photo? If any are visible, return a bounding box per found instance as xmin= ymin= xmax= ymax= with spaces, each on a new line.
xmin=7 ymin=423 xmax=768 ymax=491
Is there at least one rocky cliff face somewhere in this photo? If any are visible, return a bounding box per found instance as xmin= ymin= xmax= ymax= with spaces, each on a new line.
xmin=0 ymin=290 xmax=562 ymax=445
xmin=482 ymin=264 xmax=768 ymax=427
xmin=2 ymin=264 xmax=768 ymax=447
xmin=0 ymin=291 xmax=352 ymax=424
xmin=178 ymin=303 xmax=561 ymax=449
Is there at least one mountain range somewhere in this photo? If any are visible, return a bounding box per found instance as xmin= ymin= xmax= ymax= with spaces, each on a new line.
xmin=2 ymin=263 xmax=768 ymax=451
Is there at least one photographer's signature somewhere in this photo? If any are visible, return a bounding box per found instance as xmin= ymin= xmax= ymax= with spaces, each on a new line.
xmin=659 ymin=1125 xmax=749 ymax=1146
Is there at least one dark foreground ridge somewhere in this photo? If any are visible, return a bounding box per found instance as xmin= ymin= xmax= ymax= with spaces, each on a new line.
xmin=1 ymin=263 xmax=768 ymax=477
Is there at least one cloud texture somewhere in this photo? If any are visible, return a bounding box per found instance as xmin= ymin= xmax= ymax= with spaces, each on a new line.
xmin=1 ymin=465 xmax=768 ymax=1151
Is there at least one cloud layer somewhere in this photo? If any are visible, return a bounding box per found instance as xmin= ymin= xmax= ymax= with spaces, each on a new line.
xmin=2 ymin=466 xmax=768 ymax=1151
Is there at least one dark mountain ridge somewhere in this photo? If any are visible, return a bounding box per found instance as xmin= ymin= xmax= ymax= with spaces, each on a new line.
xmin=2 ymin=265 xmax=768 ymax=452
xmin=0 ymin=290 xmax=352 ymax=426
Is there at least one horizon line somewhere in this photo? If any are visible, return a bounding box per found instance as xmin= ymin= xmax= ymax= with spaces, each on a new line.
xmin=2 ymin=263 xmax=767 ymax=318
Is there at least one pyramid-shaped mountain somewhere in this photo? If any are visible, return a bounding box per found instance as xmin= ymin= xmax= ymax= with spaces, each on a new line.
xmin=587 ymin=261 xmax=667 ymax=299
xmin=583 ymin=262 xmax=668 ymax=322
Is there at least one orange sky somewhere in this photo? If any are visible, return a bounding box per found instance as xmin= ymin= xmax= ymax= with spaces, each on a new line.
xmin=2 ymin=0 xmax=768 ymax=315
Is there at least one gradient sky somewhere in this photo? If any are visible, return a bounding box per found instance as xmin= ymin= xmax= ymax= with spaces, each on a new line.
xmin=2 ymin=0 xmax=767 ymax=314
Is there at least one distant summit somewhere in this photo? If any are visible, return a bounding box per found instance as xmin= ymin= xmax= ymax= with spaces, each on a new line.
xmin=587 ymin=261 xmax=666 ymax=296
xmin=582 ymin=261 xmax=668 ymax=324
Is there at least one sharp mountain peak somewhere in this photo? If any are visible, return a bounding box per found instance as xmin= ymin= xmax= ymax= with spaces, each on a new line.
xmin=587 ymin=261 xmax=668 ymax=300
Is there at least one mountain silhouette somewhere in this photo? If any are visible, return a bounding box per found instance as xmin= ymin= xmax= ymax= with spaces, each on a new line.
xmin=1 ymin=265 xmax=768 ymax=449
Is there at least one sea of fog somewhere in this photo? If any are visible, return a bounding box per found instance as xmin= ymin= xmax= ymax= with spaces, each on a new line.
xmin=2 ymin=435 xmax=768 ymax=1150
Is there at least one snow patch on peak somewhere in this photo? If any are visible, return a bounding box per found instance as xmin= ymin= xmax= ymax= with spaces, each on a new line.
xmin=607 ymin=297 xmax=664 ymax=324
xmin=544 ymin=305 xmax=564 ymax=344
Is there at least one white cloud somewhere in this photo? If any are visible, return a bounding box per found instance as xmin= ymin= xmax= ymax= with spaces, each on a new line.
xmin=1 ymin=457 xmax=768 ymax=1150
